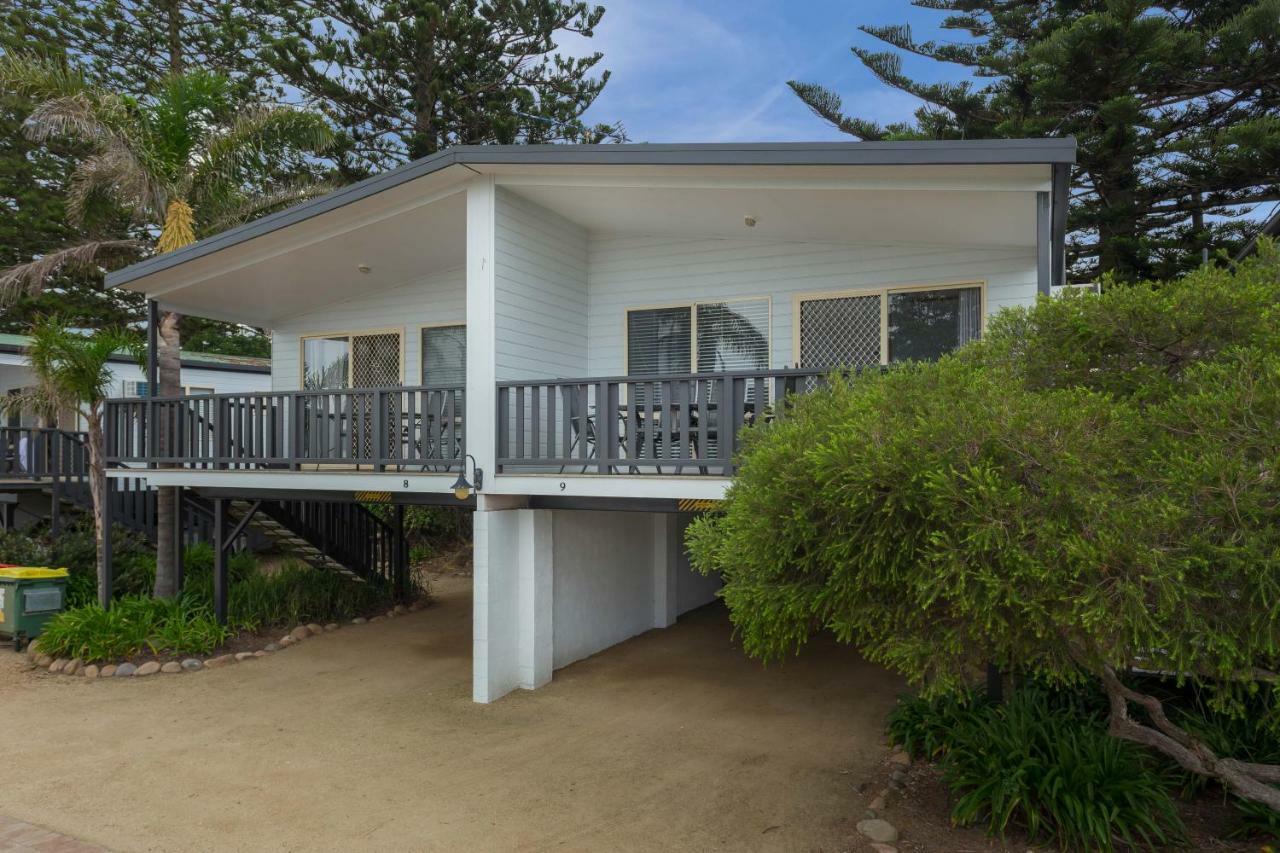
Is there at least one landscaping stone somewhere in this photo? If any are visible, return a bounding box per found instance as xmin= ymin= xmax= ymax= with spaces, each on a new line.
xmin=64 ymin=658 xmax=83 ymax=676
xmin=100 ymin=664 xmax=117 ymax=678
xmin=869 ymin=844 xmax=899 ymax=853
xmin=234 ymin=652 xmax=256 ymax=662
xmin=385 ymin=609 xmax=397 ymax=619
xmin=254 ymin=650 xmax=268 ymax=657
xmin=114 ymin=662 xmax=137 ymax=677
xmin=204 ymin=654 xmax=236 ymax=669
xmin=25 ymin=639 xmax=40 ymax=659
xmin=323 ymin=623 xmax=338 ymax=632
xmin=855 ymin=819 xmax=899 ymax=844
xmin=135 ymin=661 xmax=162 ymax=677
xmin=263 ymin=643 xmax=281 ymax=652
xmin=868 ymin=795 xmax=886 ymax=812
xmin=889 ymin=769 xmax=907 ymax=784
xmin=280 ymin=636 xmax=295 ymax=647
xmin=352 ymin=617 xmax=367 ymax=624
xmin=393 ymin=604 xmax=407 ymax=615
xmin=180 ymin=659 xmax=203 ymax=672
xmin=888 ymin=751 xmax=911 ymax=767
xmin=83 ymin=664 xmax=99 ymax=679
xmin=49 ymin=658 xmax=67 ymax=674
xmin=161 ymin=662 xmax=182 ymax=673
xmin=289 ymin=626 xmax=310 ymax=642
xmin=33 ymin=653 xmax=52 ymax=668
xmin=305 ymin=623 xmax=323 ymax=636
xmin=370 ymin=615 xmax=384 ymax=623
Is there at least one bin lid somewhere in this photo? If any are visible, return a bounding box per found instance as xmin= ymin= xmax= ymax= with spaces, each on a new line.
xmin=0 ymin=566 xmax=69 ymax=579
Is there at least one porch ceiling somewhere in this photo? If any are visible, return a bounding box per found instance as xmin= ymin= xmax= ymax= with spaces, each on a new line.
xmin=503 ymin=178 xmax=1043 ymax=248
xmin=130 ymin=182 xmax=467 ymax=326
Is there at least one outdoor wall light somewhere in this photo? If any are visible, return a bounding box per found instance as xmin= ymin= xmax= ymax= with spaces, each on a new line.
xmin=743 ymin=215 xmax=758 ymax=228
xmin=452 ymin=454 xmax=483 ymax=501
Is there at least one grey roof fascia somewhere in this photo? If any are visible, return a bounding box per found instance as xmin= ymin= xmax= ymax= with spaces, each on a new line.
xmin=106 ymin=138 xmax=1077 ymax=289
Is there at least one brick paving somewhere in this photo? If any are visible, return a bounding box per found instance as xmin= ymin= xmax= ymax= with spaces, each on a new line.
xmin=0 ymin=815 xmax=107 ymax=853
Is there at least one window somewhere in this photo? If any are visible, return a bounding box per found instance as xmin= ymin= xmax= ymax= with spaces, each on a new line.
xmin=626 ymin=299 xmax=770 ymax=376
xmin=797 ymin=284 xmax=983 ymax=369
xmin=302 ymin=330 xmax=402 ymax=390
xmin=421 ymin=325 xmax=466 ymax=387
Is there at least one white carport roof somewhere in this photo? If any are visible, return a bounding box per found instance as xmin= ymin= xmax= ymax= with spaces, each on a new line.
xmin=107 ymin=139 xmax=1075 ymax=325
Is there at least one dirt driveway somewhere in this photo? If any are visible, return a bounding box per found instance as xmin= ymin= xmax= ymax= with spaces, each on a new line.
xmin=0 ymin=575 xmax=902 ymax=852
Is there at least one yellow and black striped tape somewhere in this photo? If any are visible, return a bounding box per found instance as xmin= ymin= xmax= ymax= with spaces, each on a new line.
xmin=353 ymin=490 xmax=393 ymax=503
xmin=676 ymin=498 xmax=722 ymax=513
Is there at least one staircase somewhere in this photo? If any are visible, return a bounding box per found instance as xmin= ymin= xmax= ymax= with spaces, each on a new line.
xmin=223 ymin=498 xmax=399 ymax=586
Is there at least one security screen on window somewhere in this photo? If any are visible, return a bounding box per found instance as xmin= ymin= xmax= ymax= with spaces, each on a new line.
xmin=887 ymin=286 xmax=982 ymax=363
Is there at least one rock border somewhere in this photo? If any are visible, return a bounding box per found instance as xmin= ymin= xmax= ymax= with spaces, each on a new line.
xmin=851 ymin=749 xmax=910 ymax=852
xmin=26 ymin=601 xmax=424 ymax=679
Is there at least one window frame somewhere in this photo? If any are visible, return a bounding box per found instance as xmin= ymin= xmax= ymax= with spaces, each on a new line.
xmin=623 ymin=296 xmax=773 ymax=376
xmin=791 ymin=280 xmax=986 ymax=368
xmin=416 ymin=321 xmax=467 ymax=388
xmin=298 ymin=327 xmax=406 ymax=389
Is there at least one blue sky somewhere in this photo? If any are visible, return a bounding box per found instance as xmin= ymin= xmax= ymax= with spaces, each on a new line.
xmin=565 ymin=0 xmax=965 ymax=142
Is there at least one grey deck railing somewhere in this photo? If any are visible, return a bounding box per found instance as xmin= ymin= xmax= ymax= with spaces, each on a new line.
xmin=0 ymin=427 xmax=88 ymax=482
xmin=105 ymin=386 xmax=465 ymax=471
xmin=495 ymin=368 xmax=829 ymax=476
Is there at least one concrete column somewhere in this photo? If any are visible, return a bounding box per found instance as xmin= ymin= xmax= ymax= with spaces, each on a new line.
xmin=652 ymin=512 xmax=679 ymax=629
xmin=472 ymin=496 xmax=552 ymax=703
xmin=517 ymin=509 xmax=553 ymax=690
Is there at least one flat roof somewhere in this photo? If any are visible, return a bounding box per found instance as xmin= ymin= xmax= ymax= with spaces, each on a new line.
xmin=106 ymin=138 xmax=1076 ymax=289
xmin=0 ymin=332 xmax=269 ymax=373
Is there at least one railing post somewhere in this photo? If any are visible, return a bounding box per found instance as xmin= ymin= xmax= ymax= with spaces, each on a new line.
xmin=598 ymin=380 xmax=618 ymax=474
xmin=372 ymin=389 xmax=386 ymax=472
xmin=212 ymin=497 xmax=228 ymax=625
xmin=290 ymin=393 xmax=303 ymax=470
xmin=216 ymin=397 xmax=230 ymax=470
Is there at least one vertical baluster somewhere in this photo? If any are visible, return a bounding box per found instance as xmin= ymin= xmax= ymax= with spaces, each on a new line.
xmin=531 ymin=386 xmax=541 ymax=463
xmin=497 ymin=387 xmax=510 ymax=468
xmin=515 ymin=386 xmax=526 ymax=460
xmin=559 ymin=385 xmax=571 ymax=463
xmin=698 ymin=377 xmax=711 ymax=469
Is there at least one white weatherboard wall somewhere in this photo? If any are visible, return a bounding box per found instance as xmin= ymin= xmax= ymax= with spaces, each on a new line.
xmin=493 ymin=187 xmax=589 ymax=381
xmin=551 ymin=510 xmax=720 ymax=670
xmin=585 ymin=236 xmax=1037 ymax=375
xmin=269 ymin=267 xmax=465 ymax=391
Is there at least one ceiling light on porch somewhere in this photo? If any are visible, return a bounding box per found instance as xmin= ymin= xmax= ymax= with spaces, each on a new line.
xmin=744 ymin=215 xmax=758 ymax=228
xmin=357 ymin=263 xmax=372 ymax=273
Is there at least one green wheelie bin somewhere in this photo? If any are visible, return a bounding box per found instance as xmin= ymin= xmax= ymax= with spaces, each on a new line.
xmin=0 ymin=566 xmax=69 ymax=653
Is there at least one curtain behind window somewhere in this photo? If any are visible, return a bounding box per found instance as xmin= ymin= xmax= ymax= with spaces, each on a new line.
xmin=422 ymin=325 xmax=466 ymax=386
xmin=887 ymin=286 xmax=982 ymax=363
xmin=695 ymin=300 xmax=769 ymax=373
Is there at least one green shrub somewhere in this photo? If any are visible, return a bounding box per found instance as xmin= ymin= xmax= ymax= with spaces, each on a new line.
xmin=891 ymin=687 xmax=1185 ymax=850
xmin=887 ymin=689 xmax=985 ymax=760
xmin=0 ymin=520 xmax=155 ymax=607
xmin=38 ymin=595 xmax=228 ymax=662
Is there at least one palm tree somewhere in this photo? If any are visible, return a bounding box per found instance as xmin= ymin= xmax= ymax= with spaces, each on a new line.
xmin=0 ymin=56 xmax=335 ymax=598
xmin=5 ymin=318 xmax=143 ymax=605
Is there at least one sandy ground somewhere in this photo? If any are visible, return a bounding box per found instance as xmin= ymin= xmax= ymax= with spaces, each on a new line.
xmin=0 ymin=576 xmax=902 ymax=853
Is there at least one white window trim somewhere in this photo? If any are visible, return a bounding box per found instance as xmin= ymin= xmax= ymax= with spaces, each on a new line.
xmin=623 ymin=296 xmax=773 ymax=375
xmin=299 ymin=327 xmax=406 ymax=389
xmin=791 ymin=280 xmax=987 ymax=367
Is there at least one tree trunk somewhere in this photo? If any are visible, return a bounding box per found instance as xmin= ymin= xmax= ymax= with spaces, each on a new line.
xmin=1100 ymin=666 xmax=1280 ymax=811
xmin=85 ymin=408 xmax=108 ymax=605
xmin=153 ymin=310 xmax=182 ymax=599
xmin=167 ymin=0 xmax=183 ymax=75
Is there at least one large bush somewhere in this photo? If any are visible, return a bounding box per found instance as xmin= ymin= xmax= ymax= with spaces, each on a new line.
xmin=687 ymin=247 xmax=1280 ymax=809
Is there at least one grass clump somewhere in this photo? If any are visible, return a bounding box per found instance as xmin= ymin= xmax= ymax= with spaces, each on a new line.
xmin=38 ymin=596 xmax=227 ymax=662
xmin=889 ymin=686 xmax=1186 ymax=851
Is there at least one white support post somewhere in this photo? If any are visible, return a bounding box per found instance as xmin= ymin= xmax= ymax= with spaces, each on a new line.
xmin=465 ymin=175 xmax=498 ymax=480
xmin=517 ymin=509 xmax=553 ymax=690
xmin=472 ymin=497 xmax=552 ymax=703
xmin=652 ymin=512 xmax=679 ymax=629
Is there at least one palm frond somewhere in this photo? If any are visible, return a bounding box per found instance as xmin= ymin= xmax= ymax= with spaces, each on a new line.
xmin=0 ymin=53 xmax=91 ymax=102
xmin=200 ymin=181 xmax=337 ymax=233
xmin=0 ymin=240 xmax=148 ymax=306
xmin=192 ymin=106 xmax=335 ymax=197
xmin=25 ymin=317 xmax=142 ymax=408
xmin=66 ymin=146 xmax=164 ymax=226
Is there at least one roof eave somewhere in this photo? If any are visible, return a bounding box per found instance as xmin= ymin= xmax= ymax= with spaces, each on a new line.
xmin=105 ymin=138 xmax=1077 ymax=290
